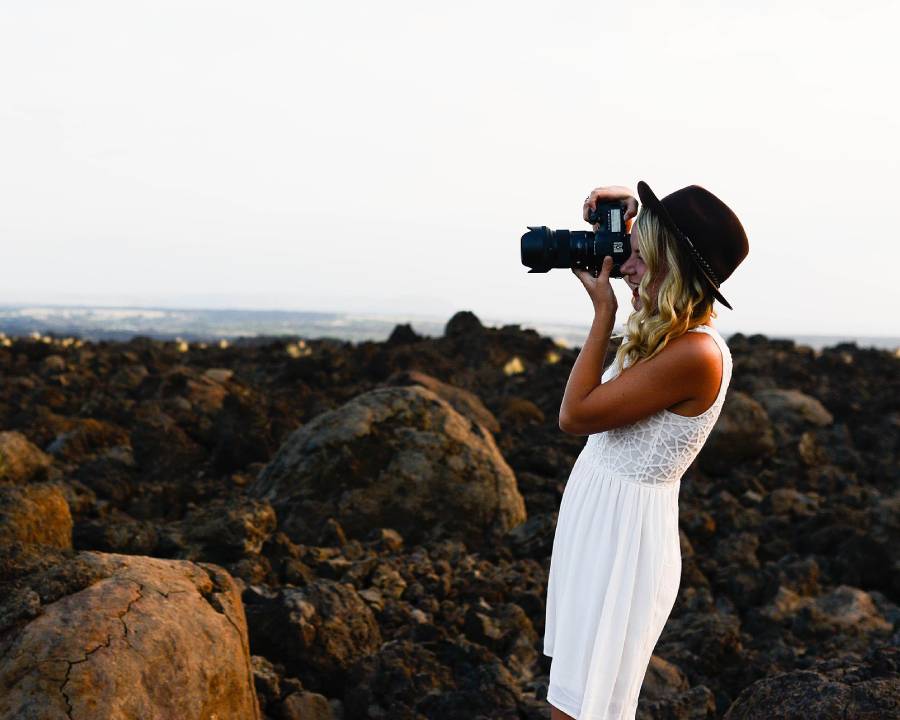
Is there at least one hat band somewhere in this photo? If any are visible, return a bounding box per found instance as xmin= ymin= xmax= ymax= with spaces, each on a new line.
xmin=681 ymin=232 xmax=721 ymax=287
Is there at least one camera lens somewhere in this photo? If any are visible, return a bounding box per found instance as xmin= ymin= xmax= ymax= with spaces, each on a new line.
xmin=521 ymin=226 xmax=630 ymax=278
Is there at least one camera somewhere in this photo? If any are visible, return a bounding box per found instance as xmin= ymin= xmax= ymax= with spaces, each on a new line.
xmin=520 ymin=201 xmax=631 ymax=278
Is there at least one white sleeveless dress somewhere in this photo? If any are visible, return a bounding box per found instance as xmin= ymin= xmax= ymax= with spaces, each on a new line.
xmin=543 ymin=324 xmax=732 ymax=719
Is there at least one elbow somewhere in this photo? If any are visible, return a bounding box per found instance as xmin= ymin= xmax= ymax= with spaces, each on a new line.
xmin=558 ymin=410 xmax=578 ymax=435
xmin=558 ymin=408 xmax=609 ymax=436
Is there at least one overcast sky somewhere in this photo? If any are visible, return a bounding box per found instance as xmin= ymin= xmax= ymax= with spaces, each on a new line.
xmin=1 ymin=1 xmax=898 ymax=338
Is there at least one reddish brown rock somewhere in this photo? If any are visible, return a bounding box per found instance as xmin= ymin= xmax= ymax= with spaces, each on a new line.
xmin=0 ymin=483 xmax=72 ymax=549
xmin=0 ymin=431 xmax=52 ymax=485
xmin=0 ymin=552 xmax=261 ymax=719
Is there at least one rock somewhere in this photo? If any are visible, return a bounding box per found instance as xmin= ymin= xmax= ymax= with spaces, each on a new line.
xmin=0 ymin=431 xmax=52 ymax=485
xmin=157 ymin=366 xmax=229 ymax=415
xmin=723 ymin=645 xmax=900 ymax=719
xmin=109 ymin=363 xmax=149 ymax=391
xmin=370 ymin=562 xmax=407 ymax=599
xmin=0 ymin=552 xmax=261 ymax=719
xmin=767 ymin=488 xmax=820 ymax=518
xmin=759 ymin=586 xmax=813 ymax=623
xmin=637 ymin=684 xmax=717 ymax=719
xmin=0 ymin=544 xmax=108 ymax=636
xmin=210 ymin=388 xmax=275 ymax=474
xmin=386 ymin=323 xmax=422 ymax=345
xmin=700 ymin=391 xmax=775 ymax=473
xmin=754 ymin=388 xmax=834 ymax=430
xmin=39 ymin=354 xmax=67 ymax=375
xmin=761 ymin=554 xmax=822 ymax=599
xmin=0 ymin=483 xmax=72 ymax=549
xmin=73 ymin=509 xmax=159 ymax=555
xmin=383 ymin=369 xmax=501 ymax=434
xmin=345 ymin=636 xmax=521 ymax=719
xmin=44 ymin=417 xmax=131 ymax=463
xmin=243 ymin=578 xmax=382 ymax=696
xmin=444 ymin=310 xmax=484 ymax=337
xmin=177 ymin=496 xmax=278 ymax=563
xmin=656 ymin=607 xmax=743 ymax=677
xmin=251 ymin=654 xmax=282 ymax=711
xmin=759 ymin=584 xmax=892 ymax=646
xmin=204 ymin=367 xmax=234 ymax=383
xmin=251 ymin=386 xmax=526 ymax=550
xmin=129 ymin=403 xmax=207 ymax=487
xmin=506 ymin=512 xmax=557 ymax=559
xmin=463 ymin=600 xmax=538 ymax=678
xmin=366 ymin=527 xmax=405 ymax=554
xmin=497 ymin=396 xmax=546 ymax=430
xmin=344 ymin=639 xmax=453 ymax=718
xmin=278 ymin=690 xmax=335 ymax=720
xmin=810 ymin=585 xmax=892 ymax=634
xmin=638 ymin=654 xmax=690 ymax=701
xmin=713 ymin=531 xmax=760 ymax=570
xmin=73 ymin=445 xmax=138 ymax=505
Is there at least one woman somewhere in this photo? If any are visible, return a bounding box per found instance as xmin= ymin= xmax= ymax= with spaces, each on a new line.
xmin=543 ymin=180 xmax=749 ymax=719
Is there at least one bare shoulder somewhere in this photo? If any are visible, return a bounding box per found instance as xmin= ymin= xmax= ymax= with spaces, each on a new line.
xmin=662 ymin=331 xmax=723 ymax=398
xmin=666 ymin=329 xmax=723 ymax=365
xmin=660 ymin=332 xmax=722 ymax=382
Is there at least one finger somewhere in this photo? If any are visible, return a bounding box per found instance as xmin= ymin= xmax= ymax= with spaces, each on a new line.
xmin=573 ymin=267 xmax=593 ymax=286
xmin=585 ymin=186 xmax=638 ymax=222
xmin=598 ymin=255 xmax=614 ymax=282
xmin=622 ymin=196 xmax=639 ymax=220
xmin=589 ymin=186 xmax=635 ymax=204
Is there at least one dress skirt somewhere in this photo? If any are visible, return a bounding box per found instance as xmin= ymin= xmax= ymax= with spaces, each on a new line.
xmin=543 ymin=444 xmax=683 ymax=719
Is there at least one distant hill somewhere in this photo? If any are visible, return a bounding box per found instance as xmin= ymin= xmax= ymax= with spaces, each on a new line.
xmin=0 ymin=304 xmax=897 ymax=352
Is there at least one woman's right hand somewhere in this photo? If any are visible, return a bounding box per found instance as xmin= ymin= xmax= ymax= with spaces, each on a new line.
xmin=583 ymin=186 xmax=639 ymax=232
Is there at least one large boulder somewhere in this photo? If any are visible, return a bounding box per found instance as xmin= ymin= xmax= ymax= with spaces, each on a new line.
xmin=383 ymin=370 xmax=500 ymax=434
xmin=0 ymin=552 xmax=261 ymax=719
xmin=250 ymin=386 xmax=526 ymax=550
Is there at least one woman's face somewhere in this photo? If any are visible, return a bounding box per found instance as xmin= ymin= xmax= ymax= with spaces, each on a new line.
xmin=619 ymin=227 xmax=666 ymax=312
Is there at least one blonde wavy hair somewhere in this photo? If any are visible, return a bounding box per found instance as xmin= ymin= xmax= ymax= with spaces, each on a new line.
xmin=613 ymin=206 xmax=717 ymax=372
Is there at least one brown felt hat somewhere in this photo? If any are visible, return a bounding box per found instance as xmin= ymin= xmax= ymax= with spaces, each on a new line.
xmin=636 ymin=180 xmax=749 ymax=310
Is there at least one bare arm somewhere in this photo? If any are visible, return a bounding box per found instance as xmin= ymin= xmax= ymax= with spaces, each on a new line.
xmin=559 ymin=331 xmax=722 ymax=435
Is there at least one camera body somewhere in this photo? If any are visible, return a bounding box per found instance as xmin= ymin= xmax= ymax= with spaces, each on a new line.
xmin=520 ymin=201 xmax=632 ymax=278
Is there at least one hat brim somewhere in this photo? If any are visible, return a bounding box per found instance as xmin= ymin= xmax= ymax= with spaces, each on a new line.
xmin=636 ymin=180 xmax=733 ymax=310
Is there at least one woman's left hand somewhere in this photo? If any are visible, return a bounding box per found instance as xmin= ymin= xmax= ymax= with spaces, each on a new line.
xmin=583 ymin=185 xmax=639 ymax=232
xmin=572 ymin=255 xmax=617 ymax=316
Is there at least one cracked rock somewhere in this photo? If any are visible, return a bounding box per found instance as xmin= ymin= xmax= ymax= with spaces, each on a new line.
xmin=0 ymin=551 xmax=261 ymax=719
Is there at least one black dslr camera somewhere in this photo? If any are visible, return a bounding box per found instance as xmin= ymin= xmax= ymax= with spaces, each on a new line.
xmin=520 ymin=201 xmax=632 ymax=278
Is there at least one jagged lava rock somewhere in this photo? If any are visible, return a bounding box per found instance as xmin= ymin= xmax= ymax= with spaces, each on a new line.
xmin=243 ymin=578 xmax=382 ymax=697
xmin=250 ymin=385 xmax=526 ymax=550
xmin=0 ymin=431 xmax=52 ymax=484
xmin=723 ymin=645 xmax=900 ymax=719
xmin=0 ymin=483 xmax=72 ymax=549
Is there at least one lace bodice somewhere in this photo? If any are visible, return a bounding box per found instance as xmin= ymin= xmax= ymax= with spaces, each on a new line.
xmin=584 ymin=325 xmax=732 ymax=486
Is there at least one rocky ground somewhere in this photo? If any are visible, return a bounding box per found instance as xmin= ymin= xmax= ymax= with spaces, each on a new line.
xmin=0 ymin=311 xmax=898 ymax=719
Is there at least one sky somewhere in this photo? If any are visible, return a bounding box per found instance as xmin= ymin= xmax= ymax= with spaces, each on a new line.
xmin=1 ymin=1 xmax=898 ymax=338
